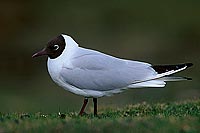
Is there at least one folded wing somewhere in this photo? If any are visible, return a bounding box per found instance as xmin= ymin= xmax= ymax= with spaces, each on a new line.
xmin=60 ymin=47 xmax=156 ymax=91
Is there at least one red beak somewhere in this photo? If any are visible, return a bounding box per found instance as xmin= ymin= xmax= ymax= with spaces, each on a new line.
xmin=32 ymin=48 xmax=47 ymax=58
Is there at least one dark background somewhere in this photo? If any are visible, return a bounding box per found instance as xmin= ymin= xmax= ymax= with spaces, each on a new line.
xmin=0 ymin=0 xmax=199 ymax=113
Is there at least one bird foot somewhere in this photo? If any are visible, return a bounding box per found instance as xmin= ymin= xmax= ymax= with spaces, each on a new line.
xmin=79 ymin=111 xmax=88 ymax=116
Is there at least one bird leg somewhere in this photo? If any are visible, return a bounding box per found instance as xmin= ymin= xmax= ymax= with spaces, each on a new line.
xmin=79 ymin=98 xmax=88 ymax=116
xmin=93 ymin=98 xmax=97 ymax=116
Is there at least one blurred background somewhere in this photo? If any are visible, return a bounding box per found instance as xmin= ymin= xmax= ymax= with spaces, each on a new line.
xmin=0 ymin=0 xmax=199 ymax=113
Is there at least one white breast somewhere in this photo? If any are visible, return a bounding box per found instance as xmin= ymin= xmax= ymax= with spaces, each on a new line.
xmin=47 ymin=57 xmax=93 ymax=97
xmin=47 ymin=36 xmax=91 ymax=97
xmin=47 ymin=57 xmax=63 ymax=83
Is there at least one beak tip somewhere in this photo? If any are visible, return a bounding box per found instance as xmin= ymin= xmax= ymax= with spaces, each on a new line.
xmin=32 ymin=48 xmax=47 ymax=58
xmin=32 ymin=53 xmax=37 ymax=58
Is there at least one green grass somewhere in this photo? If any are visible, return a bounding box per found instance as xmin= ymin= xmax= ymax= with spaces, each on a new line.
xmin=0 ymin=99 xmax=200 ymax=133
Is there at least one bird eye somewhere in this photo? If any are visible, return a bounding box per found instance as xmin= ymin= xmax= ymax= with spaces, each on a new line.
xmin=53 ymin=45 xmax=59 ymax=50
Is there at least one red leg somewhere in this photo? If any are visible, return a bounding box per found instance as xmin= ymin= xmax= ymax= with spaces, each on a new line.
xmin=93 ymin=98 xmax=97 ymax=116
xmin=79 ymin=98 xmax=88 ymax=116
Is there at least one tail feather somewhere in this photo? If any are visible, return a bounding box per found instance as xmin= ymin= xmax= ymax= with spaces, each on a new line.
xmin=129 ymin=80 xmax=166 ymax=88
xmin=158 ymin=76 xmax=192 ymax=81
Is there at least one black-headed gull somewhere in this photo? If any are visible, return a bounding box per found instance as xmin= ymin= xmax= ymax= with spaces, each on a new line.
xmin=32 ymin=34 xmax=193 ymax=116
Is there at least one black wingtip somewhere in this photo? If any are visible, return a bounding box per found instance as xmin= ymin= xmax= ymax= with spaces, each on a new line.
xmin=183 ymin=77 xmax=192 ymax=80
xmin=185 ymin=63 xmax=193 ymax=68
xmin=152 ymin=63 xmax=193 ymax=74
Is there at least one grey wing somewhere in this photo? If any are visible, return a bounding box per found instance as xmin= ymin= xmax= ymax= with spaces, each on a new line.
xmin=60 ymin=48 xmax=156 ymax=91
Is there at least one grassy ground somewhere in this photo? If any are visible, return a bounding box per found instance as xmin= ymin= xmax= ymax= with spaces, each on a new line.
xmin=0 ymin=99 xmax=200 ymax=133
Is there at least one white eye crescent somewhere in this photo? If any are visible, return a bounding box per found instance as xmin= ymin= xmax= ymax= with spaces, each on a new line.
xmin=54 ymin=45 xmax=59 ymax=50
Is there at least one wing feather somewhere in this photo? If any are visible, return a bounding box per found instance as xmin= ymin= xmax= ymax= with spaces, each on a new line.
xmin=60 ymin=48 xmax=156 ymax=91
